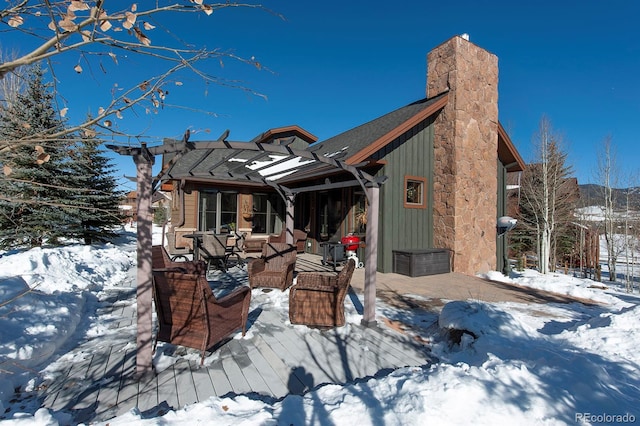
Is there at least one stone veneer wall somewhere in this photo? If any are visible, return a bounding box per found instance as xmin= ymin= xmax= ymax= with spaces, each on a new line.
xmin=426 ymin=36 xmax=499 ymax=275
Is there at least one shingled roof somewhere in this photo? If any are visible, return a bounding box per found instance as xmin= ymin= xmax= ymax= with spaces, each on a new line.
xmin=309 ymin=92 xmax=449 ymax=165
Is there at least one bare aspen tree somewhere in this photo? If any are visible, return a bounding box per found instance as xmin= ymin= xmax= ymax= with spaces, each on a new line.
xmin=623 ymin=182 xmax=639 ymax=292
xmin=594 ymin=136 xmax=626 ymax=282
xmin=0 ymin=47 xmax=25 ymax=111
xmin=519 ymin=116 xmax=574 ymax=274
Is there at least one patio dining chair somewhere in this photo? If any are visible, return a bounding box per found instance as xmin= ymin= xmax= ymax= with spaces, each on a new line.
xmin=152 ymin=267 xmax=251 ymax=364
xmin=289 ymin=258 xmax=356 ymax=328
xmin=247 ymin=242 xmax=297 ymax=290
xmin=199 ymin=233 xmax=230 ymax=273
xmin=166 ymin=228 xmax=195 ymax=261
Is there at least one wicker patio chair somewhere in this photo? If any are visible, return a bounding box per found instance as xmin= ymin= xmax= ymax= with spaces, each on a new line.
xmin=247 ymin=242 xmax=297 ymax=290
xmin=152 ymin=245 xmax=206 ymax=275
xmin=289 ymin=258 xmax=356 ymax=328
xmin=268 ymin=228 xmax=309 ymax=253
xmin=152 ymin=267 xmax=251 ymax=364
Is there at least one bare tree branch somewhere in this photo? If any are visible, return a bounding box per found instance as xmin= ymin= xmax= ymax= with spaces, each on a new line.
xmin=1 ymin=1 xmax=278 ymax=151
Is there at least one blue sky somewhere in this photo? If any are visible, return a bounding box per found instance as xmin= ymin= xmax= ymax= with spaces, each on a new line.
xmin=13 ymin=1 xmax=640 ymax=190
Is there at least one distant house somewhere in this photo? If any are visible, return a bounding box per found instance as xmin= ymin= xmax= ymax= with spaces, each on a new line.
xmin=119 ymin=191 xmax=137 ymax=222
xmin=162 ymin=35 xmax=525 ymax=276
xmin=120 ymin=190 xmax=171 ymax=224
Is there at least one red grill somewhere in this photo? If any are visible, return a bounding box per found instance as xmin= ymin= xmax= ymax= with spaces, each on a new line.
xmin=341 ymin=235 xmax=360 ymax=252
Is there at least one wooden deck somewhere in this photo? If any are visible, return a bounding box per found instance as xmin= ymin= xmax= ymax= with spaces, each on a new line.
xmin=37 ymin=256 xmax=433 ymax=424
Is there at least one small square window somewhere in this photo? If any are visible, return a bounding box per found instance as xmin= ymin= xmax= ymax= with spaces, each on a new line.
xmin=404 ymin=176 xmax=427 ymax=209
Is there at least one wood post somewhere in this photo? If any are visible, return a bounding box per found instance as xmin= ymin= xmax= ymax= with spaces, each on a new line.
xmin=285 ymin=194 xmax=295 ymax=245
xmin=134 ymin=148 xmax=154 ymax=377
xmin=362 ymin=185 xmax=379 ymax=327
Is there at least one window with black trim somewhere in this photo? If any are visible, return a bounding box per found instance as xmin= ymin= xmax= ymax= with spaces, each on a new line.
xmin=404 ymin=176 xmax=427 ymax=209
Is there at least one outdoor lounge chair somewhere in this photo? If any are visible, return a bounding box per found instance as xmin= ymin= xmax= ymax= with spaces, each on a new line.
xmin=152 ymin=245 xmax=206 ymax=275
xmin=267 ymin=228 xmax=308 ymax=253
xmin=247 ymin=242 xmax=297 ymax=290
xmin=151 ymin=267 xmax=251 ymax=364
xmin=289 ymin=258 xmax=356 ymax=328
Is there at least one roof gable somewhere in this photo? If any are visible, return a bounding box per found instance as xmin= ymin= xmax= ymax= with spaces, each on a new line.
xmin=310 ymin=93 xmax=448 ymax=165
xmin=251 ymin=125 xmax=317 ymax=151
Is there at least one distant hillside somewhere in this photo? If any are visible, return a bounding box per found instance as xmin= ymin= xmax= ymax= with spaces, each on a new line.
xmin=578 ymin=184 xmax=640 ymax=210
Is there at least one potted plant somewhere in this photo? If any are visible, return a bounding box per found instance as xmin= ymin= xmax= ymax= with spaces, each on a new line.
xmin=355 ymin=203 xmax=368 ymax=227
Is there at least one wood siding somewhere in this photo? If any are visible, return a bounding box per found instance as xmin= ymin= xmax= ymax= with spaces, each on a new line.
xmin=183 ymin=183 xmax=199 ymax=228
xmin=376 ymin=118 xmax=435 ymax=273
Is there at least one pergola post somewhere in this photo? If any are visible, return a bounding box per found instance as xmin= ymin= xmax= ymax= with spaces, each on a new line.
xmin=134 ymin=148 xmax=155 ymax=377
xmin=362 ymin=185 xmax=380 ymax=327
xmin=285 ymin=194 xmax=295 ymax=245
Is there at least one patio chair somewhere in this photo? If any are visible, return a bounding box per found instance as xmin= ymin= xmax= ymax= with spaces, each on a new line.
xmin=242 ymin=235 xmax=268 ymax=253
xmin=199 ymin=233 xmax=230 ymax=273
xmin=289 ymin=258 xmax=356 ymax=328
xmin=268 ymin=228 xmax=308 ymax=253
xmin=152 ymin=267 xmax=251 ymax=364
xmin=152 ymin=245 xmax=206 ymax=275
xmin=247 ymin=242 xmax=297 ymax=290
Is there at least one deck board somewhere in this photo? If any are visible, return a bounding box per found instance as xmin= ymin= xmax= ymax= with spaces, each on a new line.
xmin=174 ymin=359 xmax=199 ymax=407
xmin=46 ymin=353 xmax=93 ymax=411
xmin=252 ymin=333 xmax=299 ymax=390
xmin=93 ymin=343 xmax=128 ymax=417
xmin=190 ymin=360 xmax=216 ymax=401
xmin=156 ymin=363 xmax=179 ymax=411
xmin=136 ymin=372 xmax=158 ymax=413
xmin=219 ymin=346 xmax=251 ymax=394
xmin=226 ymin=339 xmax=272 ymax=396
xmin=207 ymin=363 xmax=233 ymax=397
xmin=240 ymin=338 xmax=289 ymax=397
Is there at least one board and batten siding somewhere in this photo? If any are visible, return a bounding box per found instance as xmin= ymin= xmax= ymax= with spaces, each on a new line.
xmin=376 ymin=118 xmax=435 ymax=273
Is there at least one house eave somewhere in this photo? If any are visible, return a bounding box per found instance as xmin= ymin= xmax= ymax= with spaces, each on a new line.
xmin=345 ymin=93 xmax=449 ymax=165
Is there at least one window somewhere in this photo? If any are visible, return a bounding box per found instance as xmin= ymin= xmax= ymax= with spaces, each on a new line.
xmin=251 ymin=193 xmax=284 ymax=234
xmin=198 ymin=190 xmax=237 ymax=232
xmin=404 ymin=176 xmax=427 ymax=209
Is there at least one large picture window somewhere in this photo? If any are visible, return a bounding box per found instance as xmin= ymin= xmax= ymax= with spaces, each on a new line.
xmin=404 ymin=176 xmax=427 ymax=209
xmin=199 ymin=190 xmax=238 ymax=232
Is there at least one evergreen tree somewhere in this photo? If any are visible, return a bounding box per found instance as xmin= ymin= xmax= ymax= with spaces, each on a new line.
xmin=65 ymin=123 xmax=125 ymax=245
xmin=0 ymin=65 xmax=75 ymax=248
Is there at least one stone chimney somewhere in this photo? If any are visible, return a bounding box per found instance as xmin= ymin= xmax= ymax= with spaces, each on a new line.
xmin=427 ymin=35 xmax=499 ymax=275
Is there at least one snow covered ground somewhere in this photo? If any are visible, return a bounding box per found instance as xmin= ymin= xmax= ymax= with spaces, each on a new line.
xmin=1 ymin=226 xmax=639 ymax=425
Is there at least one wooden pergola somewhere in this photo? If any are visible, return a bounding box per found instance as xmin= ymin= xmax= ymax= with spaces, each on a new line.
xmin=108 ymin=131 xmax=387 ymax=376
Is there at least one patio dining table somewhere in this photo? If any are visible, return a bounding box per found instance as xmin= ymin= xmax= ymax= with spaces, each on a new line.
xmin=182 ymin=233 xmax=205 ymax=261
xmin=183 ymin=232 xmax=244 ymax=270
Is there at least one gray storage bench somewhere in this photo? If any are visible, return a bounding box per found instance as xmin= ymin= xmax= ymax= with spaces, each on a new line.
xmin=392 ymin=248 xmax=451 ymax=277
